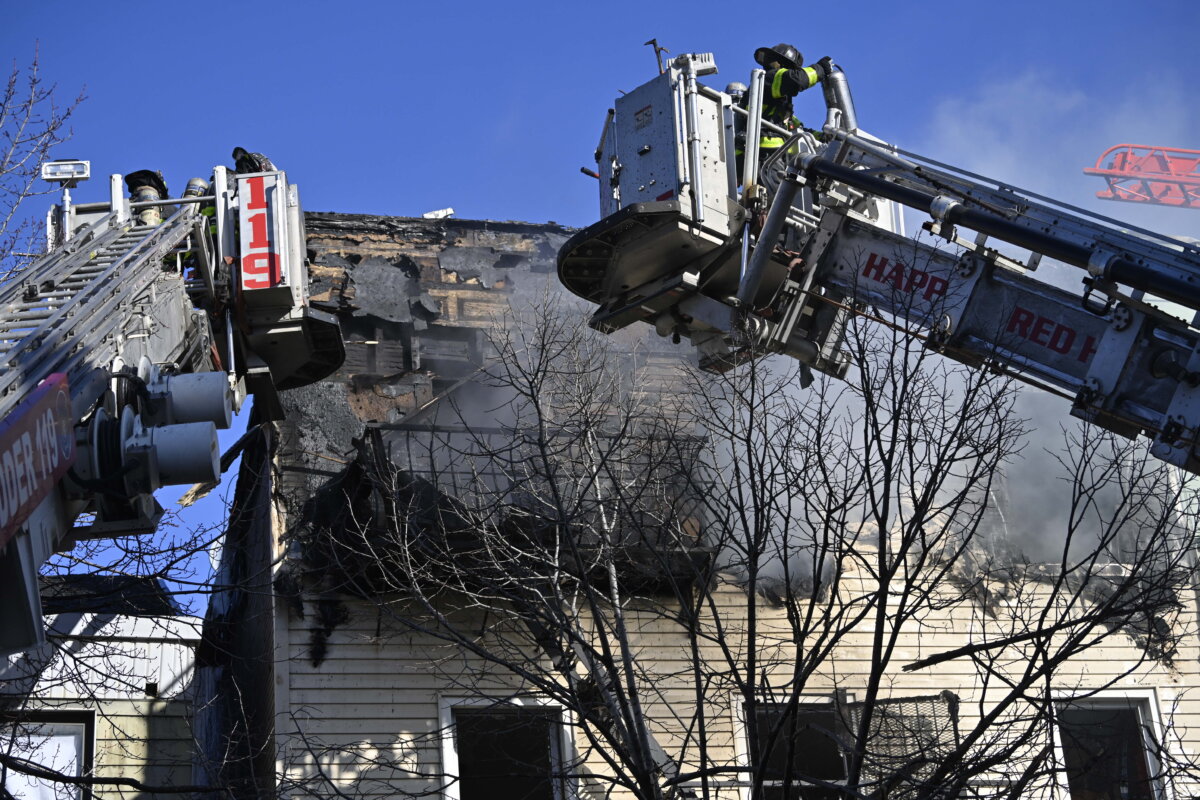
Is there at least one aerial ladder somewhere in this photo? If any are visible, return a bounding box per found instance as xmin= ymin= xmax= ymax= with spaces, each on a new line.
xmin=559 ymin=54 xmax=1200 ymax=476
xmin=1084 ymin=143 xmax=1200 ymax=209
xmin=0 ymin=159 xmax=344 ymax=653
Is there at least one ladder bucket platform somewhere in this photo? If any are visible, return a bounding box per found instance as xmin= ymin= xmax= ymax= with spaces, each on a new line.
xmin=557 ymin=200 xmax=750 ymax=334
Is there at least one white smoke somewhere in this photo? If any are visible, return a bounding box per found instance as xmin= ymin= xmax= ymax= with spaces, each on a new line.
xmin=903 ymin=69 xmax=1199 ymax=562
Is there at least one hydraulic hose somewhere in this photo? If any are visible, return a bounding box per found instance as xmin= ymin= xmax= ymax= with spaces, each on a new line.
xmin=737 ymin=174 xmax=800 ymax=307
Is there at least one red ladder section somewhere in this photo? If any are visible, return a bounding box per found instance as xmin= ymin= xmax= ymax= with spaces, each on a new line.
xmin=1084 ymin=144 xmax=1200 ymax=208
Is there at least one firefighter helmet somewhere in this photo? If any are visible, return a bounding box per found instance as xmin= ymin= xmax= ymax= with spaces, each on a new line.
xmin=124 ymin=169 xmax=169 ymax=198
xmin=754 ymin=43 xmax=802 ymax=70
xmin=232 ymin=147 xmax=277 ymax=174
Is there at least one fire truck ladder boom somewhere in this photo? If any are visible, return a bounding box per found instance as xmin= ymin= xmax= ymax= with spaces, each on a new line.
xmin=0 ymin=207 xmax=205 ymax=421
xmin=0 ymin=163 xmax=344 ymax=655
xmin=558 ymin=55 xmax=1200 ymax=475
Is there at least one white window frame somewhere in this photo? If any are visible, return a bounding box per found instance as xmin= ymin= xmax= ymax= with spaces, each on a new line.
xmin=1 ymin=710 xmax=94 ymax=800
xmin=438 ymin=694 xmax=575 ymax=800
xmin=734 ymin=693 xmax=850 ymax=800
xmin=1051 ymin=688 xmax=1169 ymax=800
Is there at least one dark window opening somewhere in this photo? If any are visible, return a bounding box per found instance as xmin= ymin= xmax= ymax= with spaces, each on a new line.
xmin=1060 ymin=703 xmax=1157 ymax=800
xmin=751 ymin=694 xmax=959 ymax=800
xmin=752 ymin=703 xmax=845 ymax=800
xmin=453 ymin=706 xmax=561 ymax=800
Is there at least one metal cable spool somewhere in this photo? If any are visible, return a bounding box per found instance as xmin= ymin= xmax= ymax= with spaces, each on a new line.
xmin=112 ymin=363 xmax=141 ymax=414
xmin=89 ymin=408 xmax=134 ymax=520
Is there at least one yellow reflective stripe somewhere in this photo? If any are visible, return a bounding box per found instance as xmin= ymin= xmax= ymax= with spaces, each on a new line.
xmin=760 ymin=135 xmax=787 ymax=149
xmin=803 ymin=66 xmax=819 ymax=88
xmin=771 ymin=69 xmax=786 ymax=99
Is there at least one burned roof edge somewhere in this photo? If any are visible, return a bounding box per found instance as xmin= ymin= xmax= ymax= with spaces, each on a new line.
xmin=304 ymin=211 xmax=576 ymax=238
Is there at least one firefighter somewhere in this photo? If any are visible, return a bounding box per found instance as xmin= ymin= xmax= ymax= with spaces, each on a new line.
xmin=737 ymin=43 xmax=835 ymax=178
xmin=232 ymin=146 xmax=276 ymax=174
xmin=124 ymin=169 xmax=172 ymax=227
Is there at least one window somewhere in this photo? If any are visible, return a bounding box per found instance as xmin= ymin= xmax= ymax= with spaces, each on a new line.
xmin=841 ymin=692 xmax=959 ymax=797
xmin=747 ymin=693 xmax=959 ymax=800
xmin=0 ymin=712 xmax=94 ymax=800
xmin=750 ymin=701 xmax=846 ymax=800
xmin=441 ymin=699 xmax=568 ymax=800
xmin=1057 ymin=698 xmax=1161 ymax=800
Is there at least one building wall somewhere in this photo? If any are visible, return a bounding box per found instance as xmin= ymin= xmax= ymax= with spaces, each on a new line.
xmin=208 ymin=211 xmax=1200 ymax=799
xmin=0 ymin=613 xmax=200 ymax=799
xmin=269 ymin=577 xmax=1200 ymax=799
xmin=193 ymin=423 xmax=280 ymax=797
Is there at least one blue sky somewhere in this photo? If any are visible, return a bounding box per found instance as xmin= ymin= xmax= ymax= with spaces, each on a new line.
xmin=4 ymin=0 xmax=1198 ymax=579
xmin=5 ymin=0 xmax=1197 ymax=232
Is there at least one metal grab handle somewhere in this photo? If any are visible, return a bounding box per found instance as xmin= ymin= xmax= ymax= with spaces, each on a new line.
xmin=742 ymin=69 xmax=766 ymax=198
xmin=678 ymin=55 xmax=706 ymax=225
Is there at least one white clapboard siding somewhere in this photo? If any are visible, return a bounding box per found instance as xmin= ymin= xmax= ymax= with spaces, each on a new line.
xmin=9 ymin=615 xmax=200 ymax=800
xmin=272 ymin=563 xmax=1200 ymax=800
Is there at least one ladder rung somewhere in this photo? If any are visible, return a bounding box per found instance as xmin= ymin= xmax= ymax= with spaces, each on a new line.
xmin=3 ymin=310 xmax=53 ymax=321
xmin=13 ymin=295 xmax=69 ymax=306
xmin=9 ymin=305 xmax=64 ymax=316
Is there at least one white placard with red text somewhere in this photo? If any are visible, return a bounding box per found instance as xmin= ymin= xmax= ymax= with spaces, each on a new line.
xmin=238 ymin=173 xmax=287 ymax=291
